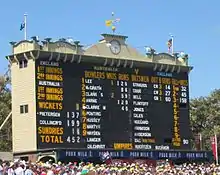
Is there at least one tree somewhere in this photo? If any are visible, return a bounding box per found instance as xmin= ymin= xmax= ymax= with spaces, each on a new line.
xmin=190 ymin=89 xmax=220 ymax=150
xmin=0 ymin=68 xmax=12 ymax=151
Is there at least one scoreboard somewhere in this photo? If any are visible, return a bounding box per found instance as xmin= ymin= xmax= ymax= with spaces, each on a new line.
xmin=35 ymin=58 xmax=192 ymax=151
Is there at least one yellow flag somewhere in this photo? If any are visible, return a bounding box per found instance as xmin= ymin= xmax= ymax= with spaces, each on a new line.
xmin=105 ymin=20 xmax=112 ymax=27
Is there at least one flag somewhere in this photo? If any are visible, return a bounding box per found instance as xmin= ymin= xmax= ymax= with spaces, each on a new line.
xmin=167 ymin=38 xmax=172 ymax=53
xmin=101 ymin=151 xmax=112 ymax=164
xmin=105 ymin=18 xmax=120 ymax=27
xmin=211 ymin=135 xmax=218 ymax=161
xmin=101 ymin=151 xmax=111 ymax=160
xmin=105 ymin=20 xmax=112 ymax=27
xmin=20 ymin=22 xmax=25 ymax=31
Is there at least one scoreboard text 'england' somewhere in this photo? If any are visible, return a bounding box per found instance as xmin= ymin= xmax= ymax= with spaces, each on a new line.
xmin=36 ymin=58 xmax=191 ymax=151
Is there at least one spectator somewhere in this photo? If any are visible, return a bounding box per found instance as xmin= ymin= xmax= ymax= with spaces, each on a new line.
xmin=0 ymin=160 xmax=3 ymax=175
xmin=0 ymin=159 xmax=220 ymax=175
xmin=24 ymin=166 xmax=33 ymax=175
xmin=14 ymin=163 xmax=24 ymax=175
xmin=7 ymin=162 xmax=14 ymax=175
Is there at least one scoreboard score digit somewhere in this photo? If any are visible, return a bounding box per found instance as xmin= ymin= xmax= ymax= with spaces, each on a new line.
xmin=35 ymin=59 xmax=191 ymax=151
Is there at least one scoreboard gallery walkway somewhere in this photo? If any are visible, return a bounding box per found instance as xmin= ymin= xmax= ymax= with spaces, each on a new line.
xmin=5 ymin=33 xmax=212 ymax=163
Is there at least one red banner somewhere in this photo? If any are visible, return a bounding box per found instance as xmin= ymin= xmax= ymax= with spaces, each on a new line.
xmin=211 ymin=136 xmax=217 ymax=160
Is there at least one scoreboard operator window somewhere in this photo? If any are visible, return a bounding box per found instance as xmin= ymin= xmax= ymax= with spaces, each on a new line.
xmin=35 ymin=59 xmax=191 ymax=151
xmin=20 ymin=104 xmax=28 ymax=114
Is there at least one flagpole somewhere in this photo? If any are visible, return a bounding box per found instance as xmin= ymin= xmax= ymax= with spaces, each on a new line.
xmin=215 ymin=134 xmax=218 ymax=165
xmin=199 ymin=133 xmax=202 ymax=150
xmin=111 ymin=12 xmax=115 ymax=34
xmin=24 ymin=13 xmax=27 ymax=40
xmin=171 ymin=34 xmax=174 ymax=54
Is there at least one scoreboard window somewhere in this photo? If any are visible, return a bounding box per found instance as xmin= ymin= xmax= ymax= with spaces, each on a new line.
xmin=35 ymin=59 xmax=191 ymax=150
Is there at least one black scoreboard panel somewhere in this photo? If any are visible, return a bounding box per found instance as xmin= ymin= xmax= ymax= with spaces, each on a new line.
xmin=35 ymin=58 xmax=192 ymax=151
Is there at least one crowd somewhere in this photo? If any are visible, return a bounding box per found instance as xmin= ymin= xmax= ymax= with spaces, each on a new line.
xmin=0 ymin=159 xmax=220 ymax=175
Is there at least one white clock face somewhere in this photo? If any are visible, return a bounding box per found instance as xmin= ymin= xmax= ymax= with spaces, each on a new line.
xmin=110 ymin=40 xmax=121 ymax=55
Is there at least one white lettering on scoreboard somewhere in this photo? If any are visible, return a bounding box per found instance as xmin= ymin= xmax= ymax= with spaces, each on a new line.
xmin=131 ymin=82 xmax=153 ymax=149
xmin=81 ymin=78 xmax=105 ymax=148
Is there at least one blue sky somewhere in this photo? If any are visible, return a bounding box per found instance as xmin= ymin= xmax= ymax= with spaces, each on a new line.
xmin=0 ymin=0 xmax=219 ymax=98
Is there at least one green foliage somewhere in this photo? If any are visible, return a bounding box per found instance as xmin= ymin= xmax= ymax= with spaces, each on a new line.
xmin=0 ymin=74 xmax=12 ymax=151
xmin=190 ymin=89 xmax=220 ymax=150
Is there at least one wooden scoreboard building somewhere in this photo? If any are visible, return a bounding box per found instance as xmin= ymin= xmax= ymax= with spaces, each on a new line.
xmin=6 ymin=33 xmax=211 ymax=162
